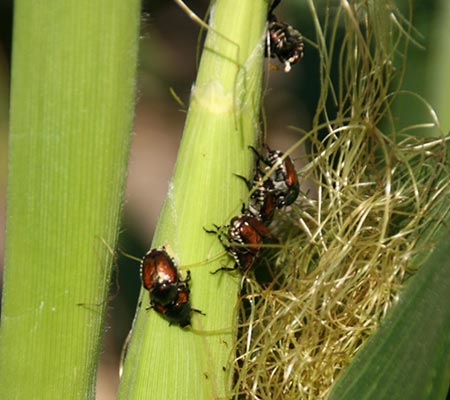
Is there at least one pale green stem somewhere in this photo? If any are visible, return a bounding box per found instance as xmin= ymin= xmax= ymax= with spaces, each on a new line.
xmin=0 ymin=1 xmax=140 ymax=398
xmin=118 ymin=0 xmax=267 ymax=399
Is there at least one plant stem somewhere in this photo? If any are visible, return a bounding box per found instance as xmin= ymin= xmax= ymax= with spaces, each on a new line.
xmin=118 ymin=1 xmax=267 ymax=398
xmin=0 ymin=1 xmax=140 ymax=398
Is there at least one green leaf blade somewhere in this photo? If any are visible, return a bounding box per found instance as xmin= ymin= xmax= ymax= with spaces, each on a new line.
xmin=0 ymin=1 xmax=140 ymax=398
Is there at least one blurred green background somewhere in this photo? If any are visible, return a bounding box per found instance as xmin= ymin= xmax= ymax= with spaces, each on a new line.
xmin=0 ymin=0 xmax=448 ymax=398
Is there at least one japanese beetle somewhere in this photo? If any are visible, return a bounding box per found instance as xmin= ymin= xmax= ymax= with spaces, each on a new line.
xmin=140 ymin=247 xmax=203 ymax=327
xmin=236 ymin=168 xmax=277 ymax=224
xmin=140 ymin=247 xmax=181 ymax=306
xmin=206 ymin=208 xmax=273 ymax=273
xmin=228 ymin=213 xmax=272 ymax=254
xmin=251 ymin=146 xmax=300 ymax=208
xmin=152 ymin=282 xmax=196 ymax=328
xmin=265 ymin=0 xmax=304 ymax=72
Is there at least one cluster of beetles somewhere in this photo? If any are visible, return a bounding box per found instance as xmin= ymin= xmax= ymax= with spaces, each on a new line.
xmin=139 ymin=0 xmax=303 ymax=328
xmin=206 ymin=146 xmax=300 ymax=275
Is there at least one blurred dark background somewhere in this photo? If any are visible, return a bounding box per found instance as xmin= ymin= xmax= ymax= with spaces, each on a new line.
xmin=0 ymin=0 xmax=444 ymax=398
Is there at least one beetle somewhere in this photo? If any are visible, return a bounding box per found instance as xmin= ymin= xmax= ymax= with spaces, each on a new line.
xmin=140 ymin=247 xmax=203 ymax=327
xmin=235 ymin=168 xmax=277 ymax=224
xmin=140 ymin=247 xmax=181 ymax=306
xmin=206 ymin=208 xmax=273 ymax=273
xmin=152 ymin=282 xmax=197 ymax=328
xmin=265 ymin=0 xmax=304 ymax=72
xmin=250 ymin=146 xmax=300 ymax=208
xmin=228 ymin=213 xmax=272 ymax=254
